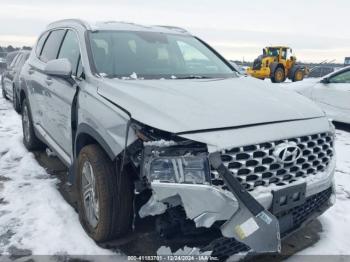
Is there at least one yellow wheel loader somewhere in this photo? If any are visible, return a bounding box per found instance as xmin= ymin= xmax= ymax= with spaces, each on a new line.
xmin=246 ymin=46 xmax=306 ymax=83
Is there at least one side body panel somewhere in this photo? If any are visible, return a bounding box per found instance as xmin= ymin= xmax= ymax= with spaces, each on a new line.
xmin=312 ymin=82 xmax=350 ymax=124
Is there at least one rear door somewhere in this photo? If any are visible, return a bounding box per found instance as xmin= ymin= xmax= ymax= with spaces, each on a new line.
xmin=29 ymin=29 xmax=66 ymax=131
xmin=44 ymin=29 xmax=82 ymax=158
xmin=312 ymin=69 xmax=350 ymax=123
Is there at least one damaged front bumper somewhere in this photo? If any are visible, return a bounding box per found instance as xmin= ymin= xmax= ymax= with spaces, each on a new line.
xmin=139 ymin=145 xmax=336 ymax=256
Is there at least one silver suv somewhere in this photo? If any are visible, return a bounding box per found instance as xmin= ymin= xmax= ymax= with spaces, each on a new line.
xmin=20 ymin=19 xmax=335 ymax=257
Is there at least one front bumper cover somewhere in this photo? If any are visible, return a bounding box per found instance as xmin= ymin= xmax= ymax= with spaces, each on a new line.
xmin=140 ymin=151 xmax=336 ymax=255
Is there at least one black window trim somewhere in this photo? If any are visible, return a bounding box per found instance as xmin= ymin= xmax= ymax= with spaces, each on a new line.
xmin=36 ymin=27 xmax=84 ymax=77
xmin=36 ymin=31 xmax=50 ymax=58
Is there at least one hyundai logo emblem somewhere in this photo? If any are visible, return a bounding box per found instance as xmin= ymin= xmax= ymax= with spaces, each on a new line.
xmin=273 ymin=142 xmax=302 ymax=164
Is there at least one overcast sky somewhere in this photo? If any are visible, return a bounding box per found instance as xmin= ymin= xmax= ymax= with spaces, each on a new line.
xmin=0 ymin=0 xmax=349 ymax=63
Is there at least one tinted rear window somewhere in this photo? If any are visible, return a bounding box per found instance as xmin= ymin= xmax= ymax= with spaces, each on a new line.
xmin=40 ymin=30 xmax=66 ymax=63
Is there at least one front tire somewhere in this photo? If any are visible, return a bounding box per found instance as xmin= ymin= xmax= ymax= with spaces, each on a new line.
xmin=272 ymin=67 xmax=285 ymax=83
xmin=76 ymin=144 xmax=134 ymax=242
xmin=21 ymin=98 xmax=44 ymax=150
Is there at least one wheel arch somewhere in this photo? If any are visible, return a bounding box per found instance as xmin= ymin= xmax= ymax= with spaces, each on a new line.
xmin=269 ymin=62 xmax=285 ymax=77
xmin=75 ymin=123 xmax=116 ymax=161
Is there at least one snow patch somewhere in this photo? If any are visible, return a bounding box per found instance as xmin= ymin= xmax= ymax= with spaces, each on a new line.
xmin=0 ymin=92 xmax=125 ymax=260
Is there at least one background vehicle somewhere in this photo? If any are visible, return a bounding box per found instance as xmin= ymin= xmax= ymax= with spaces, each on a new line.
xmin=1 ymin=51 xmax=19 ymax=96
xmin=286 ymin=66 xmax=350 ymax=124
xmin=0 ymin=51 xmax=7 ymax=73
xmin=307 ymin=65 xmax=339 ymax=78
xmin=5 ymin=51 xmax=19 ymax=67
xmin=1 ymin=50 xmax=30 ymax=112
xmin=229 ymin=60 xmax=247 ymax=75
xmin=345 ymin=57 xmax=350 ymax=66
xmin=20 ymin=19 xmax=335 ymax=259
xmin=247 ymin=46 xmax=306 ymax=83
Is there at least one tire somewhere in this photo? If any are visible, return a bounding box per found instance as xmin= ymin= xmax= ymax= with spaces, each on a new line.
xmin=2 ymin=84 xmax=8 ymax=100
xmin=13 ymin=86 xmax=21 ymax=113
xmin=21 ymin=98 xmax=45 ymax=150
xmin=272 ymin=67 xmax=285 ymax=83
xmin=292 ymin=69 xmax=304 ymax=82
xmin=76 ymin=144 xmax=134 ymax=242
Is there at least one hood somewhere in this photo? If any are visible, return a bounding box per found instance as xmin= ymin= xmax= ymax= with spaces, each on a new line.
xmin=97 ymin=76 xmax=325 ymax=133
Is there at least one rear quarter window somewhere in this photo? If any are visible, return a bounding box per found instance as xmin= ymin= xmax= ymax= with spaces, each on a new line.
xmin=35 ymin=31 xmax=49 ymax=58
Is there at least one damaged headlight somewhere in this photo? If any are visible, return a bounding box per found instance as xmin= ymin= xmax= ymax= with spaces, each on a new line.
xmin=148 ymin=156 xmax=210 ymax=184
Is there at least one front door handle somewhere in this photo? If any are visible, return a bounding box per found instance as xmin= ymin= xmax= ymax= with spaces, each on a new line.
xmin=28 ymin=69 xmax=35 ymax=75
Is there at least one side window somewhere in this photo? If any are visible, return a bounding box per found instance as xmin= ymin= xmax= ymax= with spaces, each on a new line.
xmin=14 ymin=54 xmax=24 ymax=67
xmin=281 ymin=50 xmax=287 ymax=59
xmin=329 ymin=70 xmax=350 ymax=83
xmin=35 ymin=31 xmax=49 ymax=57
xmin=40 ymin=29 xmax=66 ymax=63
xmin=9 ymin=54 xmax=20 ymax=68
xmin=58 ymin=30 xmax=81 ymax=76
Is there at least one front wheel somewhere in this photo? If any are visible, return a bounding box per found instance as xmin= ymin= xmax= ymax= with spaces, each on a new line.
xmin=272 ymin=67 xmax=285 ymax=83
xmin=76 ymin=144 xmax=134 ymax=242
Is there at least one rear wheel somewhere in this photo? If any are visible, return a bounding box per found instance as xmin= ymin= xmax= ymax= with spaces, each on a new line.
xmin=2 ymin=84 xmax=8 ymax=100
xmin=13 ymin=86 xmax=21 ymax=113
xmin=272 ymin=67 xmax=285 ymax=83
xmin=292 ymin=69 xmax=304 ymax=82
xmin=21 ymin=98 xmax=44 ymax=150
xmin=76 ymin=144 xmax=134 ymax=242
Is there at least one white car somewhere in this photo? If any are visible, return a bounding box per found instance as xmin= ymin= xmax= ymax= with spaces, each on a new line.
xmin=287 ymin=66 xmax=350 ymax=124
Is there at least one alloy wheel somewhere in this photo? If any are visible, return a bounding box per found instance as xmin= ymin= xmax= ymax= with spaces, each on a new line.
xmin=22 ymin=105 xmax=31 ymax=143
xmin=81 ymin=160 xmax=99 ymax=228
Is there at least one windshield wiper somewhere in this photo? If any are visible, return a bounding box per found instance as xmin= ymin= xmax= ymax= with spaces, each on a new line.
xmin=175 ymin=75 xmax=212 ymax=79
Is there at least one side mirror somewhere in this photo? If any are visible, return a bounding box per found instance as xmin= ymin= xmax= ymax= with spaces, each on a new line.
xmin=44 ymin=58 xmax=72 ymax=78
xmin=320 ymin=77 xmax=329 ymax=84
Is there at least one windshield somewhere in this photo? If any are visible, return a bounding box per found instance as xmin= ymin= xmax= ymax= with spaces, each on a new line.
xmin=88 ymin=31 xmax=236 ymax=79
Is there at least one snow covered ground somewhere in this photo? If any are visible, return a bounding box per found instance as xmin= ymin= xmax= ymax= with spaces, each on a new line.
xmin=0 ymin=93 xmax=124 ymax=260
xmin=0 ymin=89 xmax=350 ymax=261
xmin=287 ymin=128 xmax=350 ymax=260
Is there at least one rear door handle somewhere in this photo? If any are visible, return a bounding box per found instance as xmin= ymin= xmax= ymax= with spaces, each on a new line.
xmin=45 ymin=76 xmax=53 ymax=86
xmin=28 ymin=69 xmax=35 ymax=75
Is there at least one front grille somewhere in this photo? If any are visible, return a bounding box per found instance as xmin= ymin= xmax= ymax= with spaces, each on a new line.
xmin=211 ymin=132 xmax=334 ymax=191
xmin=276 ymin=187 xmax=332 ymax=236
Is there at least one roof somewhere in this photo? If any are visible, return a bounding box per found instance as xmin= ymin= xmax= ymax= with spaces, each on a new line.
xmin=47 ymin=19 xmax=191 ymax=35
xmin=266 ymin=46 xmax=290 ymax=49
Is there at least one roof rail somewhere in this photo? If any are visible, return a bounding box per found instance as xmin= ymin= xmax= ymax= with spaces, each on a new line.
xmin=155 ymin=25 xmax=189 ymax=34
xmin=47 ymin=19 xmax=91 ymax=30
